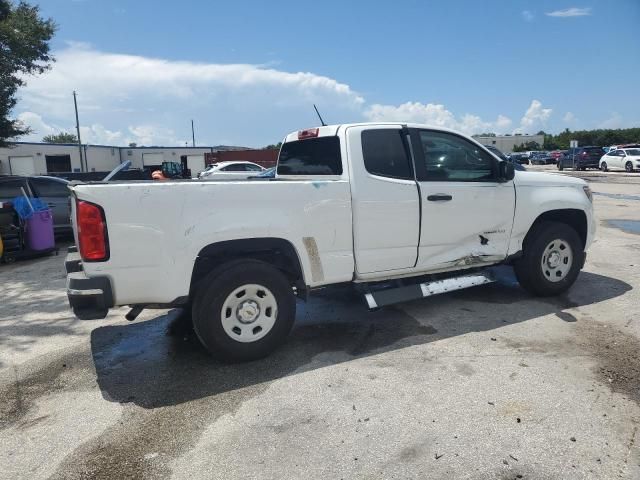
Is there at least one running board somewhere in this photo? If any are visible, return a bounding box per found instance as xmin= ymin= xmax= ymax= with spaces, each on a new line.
xmin=363 ymin=271 xmax=496 ymax=309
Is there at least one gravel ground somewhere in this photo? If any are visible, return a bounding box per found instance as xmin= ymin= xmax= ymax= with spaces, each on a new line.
xmin=1 ymin=168 xmax=639 ymax=480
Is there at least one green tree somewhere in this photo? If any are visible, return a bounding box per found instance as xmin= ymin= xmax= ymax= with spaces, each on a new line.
xmin=42 ymin=131 xmax=77 ymax=143
xmin=263 ymin=142 xmax=282 ymax=150
xmin=0 ymin=1 xmax=55 ymax=146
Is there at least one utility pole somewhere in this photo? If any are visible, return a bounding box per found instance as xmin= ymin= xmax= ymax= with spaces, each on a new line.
xmin=73 ymin=91 xmax=84 ymax=171
xmin=191 ymin=119 xmax=195 ymax=147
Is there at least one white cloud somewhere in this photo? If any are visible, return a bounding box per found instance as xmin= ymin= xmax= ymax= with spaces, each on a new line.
xmin=546 ymin=7 xmax=592 ymax=17
xmin=364 ymin=102 xmax=512 ymax=135
xmin=17 ymin=43 xmax=365 ymax=147
xmin=599 ymin=113 xmax=624 ymax=129
xmin=518 ymin=100 xmax=552 ymax=131
xmin=15 ymin=112 xmax=58 ymax=140
xmin=522 ymin=10 xmax=535 ymax=22
xmin=563 ymin=112 xmax=576 ymax=123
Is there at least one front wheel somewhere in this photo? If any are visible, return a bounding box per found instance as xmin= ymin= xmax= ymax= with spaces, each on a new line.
xmin=600 ymin=162 xmax=608 ymax=172
xmin=192 ymin=260 xmax=296 ymax=362
xmin=626 ymin=161 xmax=635 ymax=173
xmin=514 ymin=221 xmax=583 ymax=297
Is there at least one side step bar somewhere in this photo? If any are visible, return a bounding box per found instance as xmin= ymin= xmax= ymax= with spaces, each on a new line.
xmin=363 ymin=271 xmax=495 ymax=309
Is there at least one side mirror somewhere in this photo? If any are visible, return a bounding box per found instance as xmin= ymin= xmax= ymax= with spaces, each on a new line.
xmin=499 ymin=161 xmax=515 ymax=182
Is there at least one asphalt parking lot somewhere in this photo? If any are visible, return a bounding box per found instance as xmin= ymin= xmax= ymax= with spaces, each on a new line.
xmin=1 ymin=166 xmax=639 ymax=480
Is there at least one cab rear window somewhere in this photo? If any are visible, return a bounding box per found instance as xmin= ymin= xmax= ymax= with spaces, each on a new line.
xmin=277 ymin=137 xmax=342 ymax=176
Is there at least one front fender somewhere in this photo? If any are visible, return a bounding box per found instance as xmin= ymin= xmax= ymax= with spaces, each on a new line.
xmin=509 ymin=184 xmax=594 ymax=255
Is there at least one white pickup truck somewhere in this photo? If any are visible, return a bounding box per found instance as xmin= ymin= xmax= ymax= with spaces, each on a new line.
xmin=65 ymin=123 xmax=595 ymax=361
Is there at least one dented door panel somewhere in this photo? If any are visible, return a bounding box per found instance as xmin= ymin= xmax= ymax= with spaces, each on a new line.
xmin=416 ymin=182 xmax=516 ymax=271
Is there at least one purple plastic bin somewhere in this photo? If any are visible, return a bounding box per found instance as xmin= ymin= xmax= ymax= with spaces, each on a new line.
xmin=26 ymin=209 xmax=55 ymax=251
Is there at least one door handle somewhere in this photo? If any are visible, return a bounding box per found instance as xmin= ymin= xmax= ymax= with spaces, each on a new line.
xmin=427 ymin=194 xmax=453 ymax=202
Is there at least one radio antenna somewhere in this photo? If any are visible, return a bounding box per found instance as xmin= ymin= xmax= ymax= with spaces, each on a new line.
xmin=313 ymin=104 xmax=327 ymax=126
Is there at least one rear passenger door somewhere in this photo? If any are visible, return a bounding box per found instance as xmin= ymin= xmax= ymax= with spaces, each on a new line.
xmin=412 ymin=129 xmax=516 ymax=272
xmin=348 ymin=125 xmax=420 ymax=274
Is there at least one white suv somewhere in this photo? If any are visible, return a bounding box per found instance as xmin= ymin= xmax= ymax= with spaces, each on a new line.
xmin=599 ymin=148 xmax=640 ymax=173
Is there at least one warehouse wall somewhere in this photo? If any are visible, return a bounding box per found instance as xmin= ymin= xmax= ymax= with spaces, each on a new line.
xmin=0 ymin=143 xmax=227 ymax=176
xmin=122 ymin=147 xmax=213 ymax=170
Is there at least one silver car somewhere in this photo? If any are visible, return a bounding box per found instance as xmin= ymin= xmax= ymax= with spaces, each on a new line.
xmin=0 ymin=175 xmax=71 ymax=235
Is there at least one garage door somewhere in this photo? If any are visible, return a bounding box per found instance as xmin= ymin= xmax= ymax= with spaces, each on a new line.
xmin=9 ymin=156 xmax=36 ymax=175
xmin=142 ymin=153 xmax=165 ymax=167
xmin=186 ymin=155 xmax=205 ymax=177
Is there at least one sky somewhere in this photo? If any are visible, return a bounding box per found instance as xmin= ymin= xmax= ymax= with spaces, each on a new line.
xmin=13 ymin=0 xmax=640 ymax=147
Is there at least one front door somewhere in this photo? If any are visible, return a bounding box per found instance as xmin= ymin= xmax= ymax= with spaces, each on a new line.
xmin=348 ymin=125 xmax=420 ymax=274
xmin=411 ymin=129 xmax=516 ymax=272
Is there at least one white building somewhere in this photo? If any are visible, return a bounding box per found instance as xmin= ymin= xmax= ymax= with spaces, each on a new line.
xmin=472 ymin=134 xmax=545 ymax=153
xmin=0 ymin=142 xmax=240 ymax=177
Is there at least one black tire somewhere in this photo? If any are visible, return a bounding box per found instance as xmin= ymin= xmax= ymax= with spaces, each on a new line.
xmin=600 ymin=162 xmax=608 ymax=172
xmin=626 ymin=161 xmax=634 ymax=173
xmin=514 ymin=221 xmax=583 ymax=297
xmin=558 ymin=163 xmax=564 ymax=171
xmin=192 ymin=260 xmax=296 ymax=362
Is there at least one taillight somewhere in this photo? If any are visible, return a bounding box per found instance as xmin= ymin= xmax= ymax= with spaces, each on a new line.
xmin=298 ymin=128 xmax=319 ymax=140
xmin=77 ymin=200 xmax=109 ymax=262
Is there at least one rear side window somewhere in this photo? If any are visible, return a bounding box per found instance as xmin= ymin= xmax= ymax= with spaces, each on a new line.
xmin=361 ymin=129 xmax=412 ymax=179
xmin=277 ymin=137 xmax=342 ymax=175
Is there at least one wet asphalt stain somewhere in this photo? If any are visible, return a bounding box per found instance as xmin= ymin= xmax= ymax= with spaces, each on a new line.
xmin=0 ymin=349 xmax=96 ymax=430
xmin=576 ymin=319 xmax=640 ymax=405
xmin=47 ymin=301 xmax=439 ymax=479
xmin=606 ymin=219 xmax=640 ymax=235
xmin=556 ymin=311 xmax=578 ymax=323
xmin=594 ymin=192 xmax=640 ymax=202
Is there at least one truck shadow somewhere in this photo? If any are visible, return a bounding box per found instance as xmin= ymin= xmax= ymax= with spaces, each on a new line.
xmin=90 ymin=268 xmax=631 ymax=409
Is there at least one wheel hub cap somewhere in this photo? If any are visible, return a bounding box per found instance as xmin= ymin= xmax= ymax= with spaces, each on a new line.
xmin=220 ymin=284 xmax=278 ymax=343
xmin=237 ymin=300 xmax=260 ymax=324
xmin=541 ymin=239 xmax=573 ymax=283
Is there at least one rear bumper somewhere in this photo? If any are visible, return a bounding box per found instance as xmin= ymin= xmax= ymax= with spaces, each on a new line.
xmin=65 ymin=246 xmax=113 ymax=320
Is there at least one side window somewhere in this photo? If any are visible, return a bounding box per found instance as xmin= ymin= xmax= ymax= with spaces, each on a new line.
xmin=29 ymin=178 xmax=69 ymax=197
xmin=0 ymin=179 xmax=29 ymax=199
xmin=418 ymin=130 xmax=496 ymax=182
xmin=246 ymin=164 xmax=262 ymax=172
xmin=361 ymin=129 xmax=412 ymax=179
xmin=222 ymin=164 xmax=245 ymax=172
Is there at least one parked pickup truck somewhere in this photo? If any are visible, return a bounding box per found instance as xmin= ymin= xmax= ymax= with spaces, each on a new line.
xmin=65 ymin=123 xmax=595 ymax=361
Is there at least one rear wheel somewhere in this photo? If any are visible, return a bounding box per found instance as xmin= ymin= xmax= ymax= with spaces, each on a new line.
xmin=600 ymin=162 xmax=608 ymax=172
xmin=192 ymin=260 xmax=296 ymax=361
xmin=514 ymin=221 xmax=583 ymax=297
xmin=626 ymin=161 xmax=634 ymax=173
